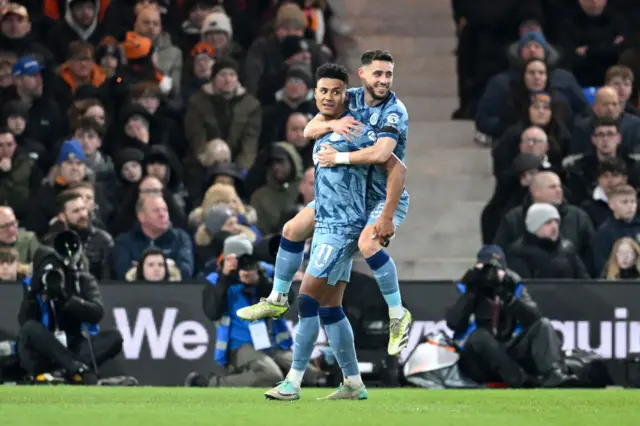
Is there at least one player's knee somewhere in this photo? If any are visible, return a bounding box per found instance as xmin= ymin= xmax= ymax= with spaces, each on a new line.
xmin=282 ymin=220 xmax=302 ymax=241
xmin=297 ymin=294 xmax=320 ymax=318
xmin=358 ymin=228 xmax=381 ymax=258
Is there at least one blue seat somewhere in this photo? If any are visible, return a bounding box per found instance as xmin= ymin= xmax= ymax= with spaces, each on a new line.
xmin=583 ymin=87 xmax=599 ymax=106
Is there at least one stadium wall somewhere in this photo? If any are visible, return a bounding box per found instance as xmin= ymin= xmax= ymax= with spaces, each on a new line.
xmin=0 ymin=279 xmax=638 ymax=386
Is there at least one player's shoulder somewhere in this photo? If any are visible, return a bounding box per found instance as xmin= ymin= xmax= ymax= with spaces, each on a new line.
xmin=385 ymin=91 xmax=408 ymax=114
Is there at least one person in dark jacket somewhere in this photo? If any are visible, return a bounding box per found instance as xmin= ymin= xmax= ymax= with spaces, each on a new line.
xmin=186 ymin=234 xmax=322 ymax=387
xmin=0 ymin=128 xmax=38 ymax=220
xmin=111 ymin=195 xmax=194 ymax=279
xmin=559 ymin=0 xmax=626 ymax=87
xmin=580 ymin=157 xmax=629 ymax=230
xmin=42 ymin=190 xmax=113 ymax=280
xmin=494 ymin=171 xmax=595 ymax=263
xmin=0 ymin=4 xmax=53 ymax=66
xmin=446 ymin=245 xmax=577 ymax=388
xmin=565 ymin=117 xmax=640 ymax=204
xmin=569 ymin=87 xmax=640 ymax=154
xmin=506 ymin=203 xmax=590 ymax=279
xmin=16 ymin=244 xmax=122 ymax=384
xmin=475 ymin=31 xmax=589 ymax=139
xmin=592 ymin=184 xmax=640 ymax=275
xmin=605 ymin=65 xmax=639 ymax=118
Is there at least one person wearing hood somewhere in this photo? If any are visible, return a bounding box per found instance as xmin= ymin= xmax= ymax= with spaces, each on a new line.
xmin=494 ymin=171 xmax=595 ymax=266
xmin=2 ymin=100 xmax=46 ymax=171
xmin=113 ymin=103 xmax=167 ymax=155
xmin=182 ymin=41 xmax=216 ymax=105
xmin=592 ymin=183 xmax=640 ymax=276
xmin=53 ymin=41 xmax=107 ymax=119
xmin=42 ymin=190 xmax=113 ymax=280
xmin=250 ymin=142 xmax=303 ymax=235
xmin=476 ymin=31 xmax=589 ymax=139
xmin=134 ymin=4 xmax=182 ymax=98
xmin=143 ymin=145 xmax=189 ymax=213
xmin=506 ymin=203 xmax=590 ymax=279
xmin=184 ymin=57 xmax=261 ymax=171
xmin=17 ymin=241 xmax=122 ymax=384
xmin=506 ymin=20 xmax=562 ymax=71
xmin=95 ymin=36 xmax=123 ymax=79
xmin=0 ymin=4 xmax=53 ymax=66
xmin=46 ymin=0 xmax=106 ymax=64
xmin=260 ymin=67 xmax=316 ymax=149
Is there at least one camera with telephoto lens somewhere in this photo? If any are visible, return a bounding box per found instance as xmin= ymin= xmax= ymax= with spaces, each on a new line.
xmin=41 ymin=267 xmax=64 ymax=296
xmin=476 ymin=258 xmax=504 ymax=295
xmin=53 ymin=230 xmax=83 ymax=270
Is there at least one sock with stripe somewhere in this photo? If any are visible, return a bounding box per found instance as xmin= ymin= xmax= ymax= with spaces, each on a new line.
xmin=365 ymin=249 xmax=405 ymax=319
xmin=319 ymin=306 xmax=363 ymax=387
xmin=287 ymin=294 xmax=320 ymax=387
xmin=269 ymin=237 xmax=305 ymax=304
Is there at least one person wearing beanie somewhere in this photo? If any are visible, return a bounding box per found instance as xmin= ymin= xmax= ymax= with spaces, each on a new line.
xmin=200 ymin=10 xmax=244 ymax=66
xmin=115 ymin=147 xmax=144 ymax=185
xmin=2 ymin=100 xmax=46 ymax=169
xmin=95 ymin=36 xmax=122 ymax=78
xmin=177 ymin=0 xmax=220 ymax=54
xmin=475 ymin=23 xmax=590 ymax=140
xmin=494 ymin=171 xmax=595 ymax=266
xmin=183 ymin=41 xmax=216 ymax=103
xmin=506 ymin=203 xmax=589 ymax=279
xmin=46 ymin=0 xmax=106 ymax=64
xmin=134 ymin=4 xmax=182 ymax=97
xmin=447 ymin=244 xmax=580 ymax=388
xmin=260 ymin=66 xmax=315 ymax=148
xmin=25 ymin=138 xmax=106 ymax=237
xmin=242 ymin=2 xmax=329 ymax=105
xmin=184 ymin=56 xmax=261 ymax=170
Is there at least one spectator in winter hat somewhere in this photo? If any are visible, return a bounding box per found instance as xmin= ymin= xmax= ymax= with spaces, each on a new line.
xmin=95 ymin=36 xmax=122 ymax=78
xmin=182 ymin=41 xmax=215 ymax=103
xmin=178 ymin=0 xmax=220 ymax=55
xmin=26 ymin=139 xmax=109 ymax=237
xmin=135 ymin=4 xmax=182 ymax=97
xmin=506 ymin=203 xmax=589 ymax=279
xmin=2 ymin=100 xmax=45 ymax=168
xmin=243 ymin=2 xmax=329 ymax=105
xmin=201 ymin=11 xmax=244 ymax=66
xmin=184 ymin=56 xmax=261 ymax=170
xmin=0 ymin=4 xmax=52 ymax=65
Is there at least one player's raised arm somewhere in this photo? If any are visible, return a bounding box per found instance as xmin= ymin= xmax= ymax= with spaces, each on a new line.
xmin=303 ymin=114 xmax=364 ymax=140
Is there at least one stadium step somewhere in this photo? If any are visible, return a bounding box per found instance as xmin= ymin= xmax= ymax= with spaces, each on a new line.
xmin=341 ymin=0 xmax=492 ymax=279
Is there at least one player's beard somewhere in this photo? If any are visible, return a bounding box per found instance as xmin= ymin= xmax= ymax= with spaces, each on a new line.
xmin=365 ymin=82 xmax=389 ymax=101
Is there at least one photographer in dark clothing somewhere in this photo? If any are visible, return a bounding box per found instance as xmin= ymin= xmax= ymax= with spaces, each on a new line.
xmin=445 ymin=245 xmax=578 ymax=388
xmin=16 ymin=231 xmax=122 ymax=384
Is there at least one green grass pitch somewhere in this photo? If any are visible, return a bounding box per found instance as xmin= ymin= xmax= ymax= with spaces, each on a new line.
xmin=2 ymin=387 xmax=639 ymax=426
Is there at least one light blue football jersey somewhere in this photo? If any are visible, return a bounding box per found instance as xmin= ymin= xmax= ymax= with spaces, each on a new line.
xmin=346 ymin=87 xmax=410 ymax=207
xmin=312 ymin=117 xmax=377 ymax=236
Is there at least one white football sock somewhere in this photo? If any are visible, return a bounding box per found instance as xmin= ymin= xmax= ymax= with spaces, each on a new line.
xmin=389 ymin=305 xmax=406 ymax=320
xmin=346 ymin=374 xmax=363 ymax=388
xmin=286 ymin=369 xmax=305 ymax=387
xmin=267 ymin=290 xmax=288 ymax=305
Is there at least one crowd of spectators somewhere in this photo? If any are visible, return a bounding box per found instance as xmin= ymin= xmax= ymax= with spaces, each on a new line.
xmin=0 ymin=0 xmax=339 ymax=284
xmin=455 ymin=0 xmax=640 ymax=279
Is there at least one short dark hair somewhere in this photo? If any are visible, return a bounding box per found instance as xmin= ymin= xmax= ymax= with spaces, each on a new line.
xmin=0 ymin=246 xmax=18 ymax=264
xmin=0 ymin=126 xmax=12 ymax=136
xmin=520 ymin=19 xmax=541 ymax=30
xmin=69 ymin=181 xmax=95 ymax=192
xmin=71 ymin=117 xmax=105 ymax=139
xmin=592 ymin=117 xmax=620 ymax=134
xmin=597 ymin=157 xmax=628 ymax=177
xmin=315 ymin=63 xmax=348 ymax=84
xmin=56 ymin=189 xmax=83 ymax=214
xmin=360 ymin=50 xmax=393 ymax=65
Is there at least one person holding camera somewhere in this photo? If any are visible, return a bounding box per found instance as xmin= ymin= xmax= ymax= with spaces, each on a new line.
xmin=186 ymin=234 xmax=322 ymax=387
xmin=445 ymin=245 xmax=577 ymax=388
xmin=16 ymin=231 xmax=123 ymax=385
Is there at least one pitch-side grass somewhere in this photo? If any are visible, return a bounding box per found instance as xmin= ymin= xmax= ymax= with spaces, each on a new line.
xmin=1 ymin=387 xmax=638 ymax=426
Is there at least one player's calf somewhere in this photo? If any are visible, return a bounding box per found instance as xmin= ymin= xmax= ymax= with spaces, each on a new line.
xmin=358 ymin=225 xmax=412 ymax=356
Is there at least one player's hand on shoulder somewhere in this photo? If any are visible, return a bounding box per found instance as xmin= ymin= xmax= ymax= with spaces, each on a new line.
xmin=331 ymin=116 xmax=365 ymax=142
xmin=317 ymin=144 xmax=338 ymax=168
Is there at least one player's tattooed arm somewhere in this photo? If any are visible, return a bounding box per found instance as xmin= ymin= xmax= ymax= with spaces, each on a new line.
xmin=303 ymin=114 xmax=364 ymax=141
